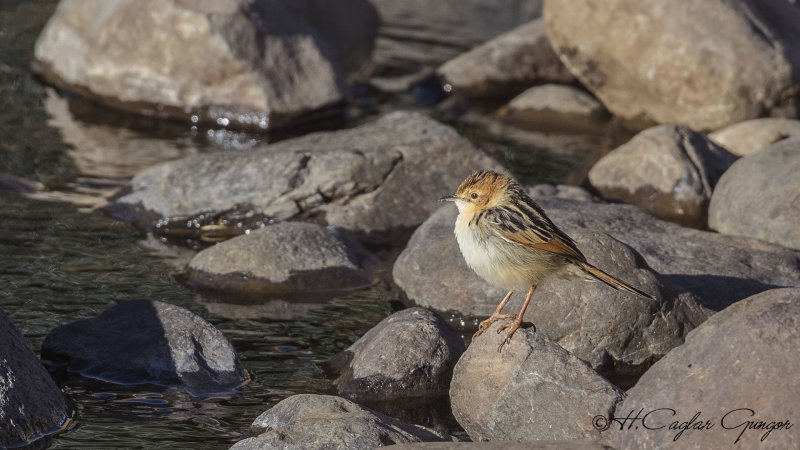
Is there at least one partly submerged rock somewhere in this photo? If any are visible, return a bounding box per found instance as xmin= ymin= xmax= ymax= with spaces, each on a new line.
xmin=709 ymin=117 xmax=800 ymax=156
xmin=501 ymin=84 xmax=608 ymax=132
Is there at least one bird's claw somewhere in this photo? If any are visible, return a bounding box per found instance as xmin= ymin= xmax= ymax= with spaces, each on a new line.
xmin=474 ymin=313 xmax=516 ymax=337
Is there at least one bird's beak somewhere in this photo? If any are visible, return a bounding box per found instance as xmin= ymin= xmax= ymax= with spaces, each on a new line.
xmin=439 ymin=194 xmax=461 ymax=202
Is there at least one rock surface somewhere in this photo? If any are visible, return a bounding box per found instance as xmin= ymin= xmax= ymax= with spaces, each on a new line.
xmin=588 ymin=125 xmax=738 ymax=227
xmin=544 ymin=0 xmax=800 ymax=130
xmin=612 ymin=288 xmax=800 ymax=449
xmin=709 ymin=139 xmax=800 ymax=250
xmin=0 ymin=311 xmax=69 ymax=448
xmin=326 ymin=307 xmax=465 ymax=403
xmin=230 ymin=394 xmax=453 ymax=449
xmin=437 ymin=19 xmax=574 ymax=99
xmin=34 ymin=0 xmax=378 ymax=126
xmin=187 ymin=222 xmax=375 ymax=295
xmin=41 ymin=299 xmax=248 ymax=394
xmin=450 ymin=322 xmax=624 ymax=442
xmin=115 ymin=112 xmax=501 ymax=244
xmin=502 ymin=84 xmax=608 ymax=132
xmin=709 ymin=118 xmax=800 ymax=156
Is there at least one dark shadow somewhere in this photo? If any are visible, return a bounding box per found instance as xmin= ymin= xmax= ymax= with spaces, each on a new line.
xmin=662 ymin=274 xmax=786 ymax=312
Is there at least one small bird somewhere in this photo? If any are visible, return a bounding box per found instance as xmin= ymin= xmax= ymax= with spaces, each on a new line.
xmin=441 ymin=170 xmax=655 ymax=352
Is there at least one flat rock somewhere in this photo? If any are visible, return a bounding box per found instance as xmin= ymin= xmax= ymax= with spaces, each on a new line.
xmin=437 ymin=19 xmax=574 ymax=100
xmin=41 ymin=299 xmax=248 ymax=394
xmin=709 ymin=139 xmax=800 ymax=250
xmin=709 ymin=118 xmax=800 ymax=156
xmin=230 ymin=394 xmax=454 ymax=449
xmin=114 ymin=111 xmax=502 ymax=244
xmin=450 ymin=322 xmax=624 ymax=442
xmin=326 ymin=307 xmax=465 ymax=403
xmin=588 ymin=125 xmax=738 ymax=227
xmin=186 ymin=222 xmax=375 ymax=295
xmin=612 ymin=288 xmax=800 ymax=449
xmin=502 ymin=84 xmax=608 ymax=132
xmin=0 ymin=310 xmax=69 ymax=448
xmin=34 ymin=0 xmax=378 ymax=126
xmin=545 ymin=0 xmax=800 ymax=130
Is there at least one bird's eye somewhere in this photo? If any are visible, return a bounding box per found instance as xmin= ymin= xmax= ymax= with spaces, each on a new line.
xmin=470 ymin=192 xmax=479 ymax=199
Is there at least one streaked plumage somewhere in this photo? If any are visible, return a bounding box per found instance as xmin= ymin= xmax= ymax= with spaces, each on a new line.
xmin=442 ymin=170 xmax=654 ymax=351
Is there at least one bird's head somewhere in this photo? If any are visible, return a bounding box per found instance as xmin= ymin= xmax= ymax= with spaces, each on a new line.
xmin=440 ymin=170 xmax=514 ymax=213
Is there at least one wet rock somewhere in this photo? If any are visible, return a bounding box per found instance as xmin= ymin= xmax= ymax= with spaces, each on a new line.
xmin=450 ymin=323 xmax=624 ymax=442
xmin=186 ymin=222 xmax=374 ymax=295
xmin=709 ymin=139 xmax=800 ymax=250
xmin=502 ymin=84 xmax=609 ymax=132
xmin=545 ymin=0 xmax=800 ymax=131
xmin=115 ymin=111 xmax=501 ymax=244
xmin=588 ymin=125 xmax=738 ymax=227
xmin=230 ymin=394 xmax=454 ymax=449
xmin=0 ymin=310 xmax=69 ymax=448
xmin=709 ymin=118 xmax=800 ymax=156
xmin=34 ymin=0 xmax=378 ymax=126
xmin=326 ymin=307 xmax=465 ymax=403
xmin=372 ymin=0 xmax=542 ymax=70
xmin=41 ymin=299 xmax=248 ymax=394
xmin=612 ymin=288 xmax=800 ymax=449
xmin=437 ymin=19 xmax=574 ymax=100
xmin=0 ymin=173 xmax=45 ymax=193
xmin=386 ymin=443 xmax=614 ymax=450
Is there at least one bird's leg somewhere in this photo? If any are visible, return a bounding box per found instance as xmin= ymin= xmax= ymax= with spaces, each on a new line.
xmin=497 ymin=284 xmax=536 ymax=352
xmin=474 ymin=291 xmax=516 ymax=337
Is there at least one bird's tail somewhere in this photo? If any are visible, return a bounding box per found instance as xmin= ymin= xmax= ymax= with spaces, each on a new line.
xmin=579 ymin=262 xmax=656 ymax=300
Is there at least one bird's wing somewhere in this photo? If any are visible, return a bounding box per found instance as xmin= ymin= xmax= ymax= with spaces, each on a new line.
xmin=485 ymin=203 xmax=586 ymax=262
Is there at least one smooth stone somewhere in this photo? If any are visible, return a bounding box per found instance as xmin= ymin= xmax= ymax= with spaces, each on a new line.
xmin=588 ymin=125 xmax=738 ymax=227
xmin=114 ymin=111 xmax=502 ymax=244
xmin=612 ymin=288 xmax=800 ymax=449
xmin=41 ymin=299 xmax=248 ymax=394
xmin=709 ymin=117 xmax=800 ymax=156
xmin=450 ymin=322 xmax=624 ymax=442
xmin=187 ymin=222 xmax=375 ymax=295
xmin=437 ymin=19 xmax=574 ymax=99
xmin=545 ymin=0 xmax=800 ymax=130
xmin=709 ymin=139 xmax=800 ymax=250
xmin=502 ymin=84 xmax=608 ymax=132
xmin=326 ymin=307 xmax=465 ymax=403
xmin=34 ymin=0 xmax=378 ymax=126
xmin=230 ymin=394 xmax=454 ymax=449
xmin=0 ymin=310 xmax=69 ymax=448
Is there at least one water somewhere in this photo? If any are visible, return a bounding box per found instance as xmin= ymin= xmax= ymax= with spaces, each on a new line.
xmin=0 ymin=1 xmax=617 ymax=448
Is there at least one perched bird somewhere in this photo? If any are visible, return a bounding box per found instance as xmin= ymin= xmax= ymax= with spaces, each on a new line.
xmin=441 ymin=170 xmax=655 ymax=352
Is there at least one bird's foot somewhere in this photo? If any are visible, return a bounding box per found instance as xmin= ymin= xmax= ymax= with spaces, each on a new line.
xmin=474 ymin=313 xmax=516 ymax=337
xmin=496 ymin=320 xmax=536 ymax=353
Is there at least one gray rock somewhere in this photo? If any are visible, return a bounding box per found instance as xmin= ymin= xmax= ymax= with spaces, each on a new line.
xmin=709 ymin=139 xmax=800 ymax=250
xmin=386 ymin=443 xmax=614 ymax=450
xmin=115 ymin=111 xmax=502 ymax=244
xmin=588 ymin=125 xmax=738 ymax=227
xmin=709 ymin=118 xmax=800 ymax=156
xmin=34 ymin=0 xmax=378 ymax=126
xmin=0 ymin=310 xmax=69 ymax=448
xmin=612 ymin=288 xmax=800 ymax=449
xmin=544 ymin=0 xmax=800 ymax=131
xmin=450 ymin=323 xmax=624 ymax=442
xmin=231 ymin=394 xmax=454 ymax=449
xmin=437 ymin=19 xmax=574 ymax=99
xmin=326 ymin=308 xmax=465 ymax=403
xmin=502 ymin=84 xmax=608 ymax=132
xmin=394 ymin=205 xmax=708 ymax=371
xmin=187 ymin=222 xmax=375 ymax=295
xmin=41 ymin=299 xmax=248 ymax=394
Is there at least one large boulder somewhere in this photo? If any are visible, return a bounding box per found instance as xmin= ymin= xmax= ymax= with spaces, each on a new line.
xmin=436 ymin=19 xmax=574 ymax=100
xmin=186 ymin=222 xmax=375 ymax=295
xmin=230 ymin=394 xmax=454 ymax=449
xmin=612 ymin=288 xmax=800 ymax=449
xmin=41 ymin=299 xmax=248 ymax=394
xmin=326 ymin=308 xmax=465 ymax=403
xmin=34 ymin=0 xmax=378 ymax=126
xmin=114 ymin=111 xmax=502 ymax=244
xmin=709 ymin=118 xmax=800 ymax=156
xmin=709 ymin=139 xmax=800 ymax=250
xmin=450 ymin=322 xmax=624 ymax=442
xmin=588 ymin=125 xmax=737 ymax=227
xmin=0 ymin=311 xmax=70 ymax=448
xmin=544 ymin=0 xmax=800 ymax=130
